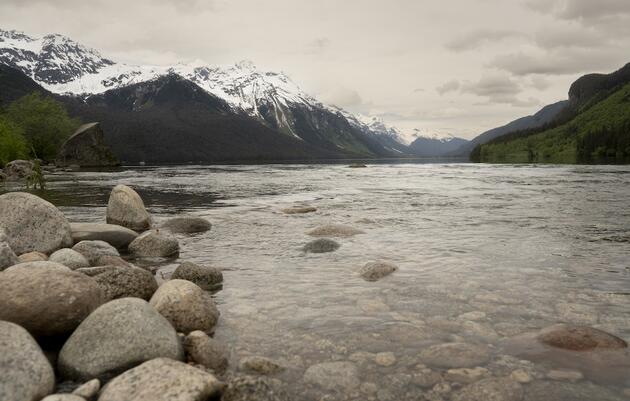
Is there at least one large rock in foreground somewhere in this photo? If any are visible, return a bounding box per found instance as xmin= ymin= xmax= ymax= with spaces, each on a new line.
xmin=171 ymin=261 xmax=223 ymax=291
xmin=98 ymin=358 xmax=222 ymax=401
xmin=77 ymin=265 xmax=158 ymax=301
xmin=537 ymin=324 xmax=628 ymax=351
xmin=129 ymin=230 xmax=179 ymax=258
xmin=56 ymin=123 xmax=119 ymax=167
xmin=70 ymin=223 xmax=138 ymax=249
xmin=0 ymin=321 xmax=55 ymax=401
xmin=0 ymin=192 xmax=73 ymax=255
xmin=58 ymin=298 xmax=183 ymax=381
xmin=149 ymin=279 xmax=219 ymax=333
xmin=106 ymin=185 xmax=151 ymax=231
xmin=0 ymin=268 xmax=104 ymax=338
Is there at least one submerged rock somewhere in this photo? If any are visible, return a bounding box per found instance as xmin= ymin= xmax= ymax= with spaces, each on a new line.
xmin=523 ymin=380 xmax=626 ymax=401
xmin=303 ymin=238 xmax=340 ymax=253
xmin=76 ymin=265 xmax=158 ymax=301
xmin=128 ymin=230 xmax=179 ymax=258
xmin=171 ymin=261 xmax=223 ymax=291
xmin=359 ymin=261 xmax=398 ymax=281
xmin=240 ymin=356 xmax=284 ymax=375
xmin=537 ymin=324 xmax=627 ymax=351
xmin=149 ymin=279 xmax=219 ymax=333
xmin=98 ymin=358 xmax=222 ymax=401
xmin=70 ymin=223 xmax=138 ymax=249
xmin=303 ymin=361 xmax=360 ymax=392
xmin=0 ymin=192 xmax=73 ymax=255
xmin=56 ymin=122 xmax=119 ymax=167
xmin=184 ymin=331 xmax=228 ymax=373
xmin=0 ymin=268 xmax=104 ymax=338
xmin=0 ymin=321 xmax=55 ymax=401
xmin=222 ymin=375 xmax=289 ymax=401
xmin=161 ymin=216 xmax=212 ymax=234
xmin=72 ymin=240 xmax=120 ymax=266
xmin=307 ymin=224 xmax=364 ymax=237
xmin=49 ymin=248 xmax=90 ymax=270
xmin=419 ymin=343 xmax=491 ymax=369
xmin=58 ymin=298 xmax=183 ymax=381
xmin=281 ymin=206 xmax=317 ymax=214
xmin=106 ymin=185 xmax=151 ymax=231
xmin=452 ymin=377 xmax=523 ymax=401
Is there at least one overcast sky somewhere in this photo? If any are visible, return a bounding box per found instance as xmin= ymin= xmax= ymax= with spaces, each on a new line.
xmin=1 ymin=0 xmax=629 ymax=139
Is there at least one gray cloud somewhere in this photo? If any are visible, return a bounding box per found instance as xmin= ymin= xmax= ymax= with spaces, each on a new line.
xmin=436 ymin=80 xmax=460 ymax=95
xmin=445 ymin=29 xmax=527 ymax=52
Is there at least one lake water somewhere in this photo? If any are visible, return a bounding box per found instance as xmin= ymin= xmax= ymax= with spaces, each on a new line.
xmin=6 ymin=163 xmax=630 ymax=400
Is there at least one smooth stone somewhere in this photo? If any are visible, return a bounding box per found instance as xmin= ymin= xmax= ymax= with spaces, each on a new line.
xmin=184 ymin=331 xmax=228 ymax=373
xmin=93 ymin=255 xmax=132 ymax=267
xmin=359 ymin=261 xmax=398 ymax=281
xmin=240 ymin=356 xmax=284 ymax=375
xmin=161 ymin=216 xmax=212 ymax=234
xmin=4 ymin=261 xmax=71 ymax=272
xmin=303 ymin=361 xmax=360 ymax=392
xmin=547 ymin=369 xmax=584 ymax=382
xmin=49 ymin=249 xmax=90 ymax=270
xmin=0 ymin=192 xmax=73 ymax=254
xmin=97 ymin=358 xmax=222 ymax=401
xmin=106 ymin=185 xmax=151 ymax=231
xmin=171 ymin=261 xmax=223 ymax=290
xmin=537 ymin=324 xmax=627 ymax=351
xmin=76 ymin=265 xmax=158 ymax=301
xmin=374 ymin=352 xmax=397 ymax=366
xmin=70 ymin=223 xmax=138 ymax=249
xmin=56 ymin=122 xmax=119 ymax=168
xmin=420 ymin=343 xmax=491 ymax=369
xmin=128 ymin=230 xmax=179 ymax=258
xmin=41 ymin=395 xmax=86 ymax=401
xmin=72 ymin=241 xmax=120 ymax=266
xmin=0 ymin=241 xmax=19 ymax=270
xmin=307 ymin=224 xmax=364 ymax=237
xmin=58 ymin=298 xmax=183 ymax=381
xmin=149 ymin=279 xmax=219 ymax=333
xmin=0 ymin=321 xmax=55 ymax=401
xmin=303 ymin=238 xmax=340 ymax=253
xmin=281 ymin=206 xmax=317 ymax=214
xmin=18 ymin=251 xmax=48 ymax=262
xmin=0 ymin=268 xmax=104 ymax=338
xmin=221 ymin=375 xmax=289 ymax=401
xmin=445 ymin=367 xmax=489 ymax=384
xmin=452 ymin=378 xmax=523 ymax=401
xmin=72 ymin=379 xmax=100 ymax=399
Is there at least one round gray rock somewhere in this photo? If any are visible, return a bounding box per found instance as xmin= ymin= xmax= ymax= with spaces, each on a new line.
xmin=419 ymin=343 xmax=491 ymax=369
xmin=149 ymin=279 xmax=219 ymax=333
xmin=240 ymin=356 xmax=284 ymax=375
xmin=106 ymin=185 xmax=151 ymax=231
xmin=0 ymin=241 xmax=19 ymax=270
xmin=453 ymin=378 xmax=523 ymax=401
xmin=184 ymin=330 xmax=228 ymax=372
xmin=161 ymin=216 xmax=212 ymax=234
xmin=171 ymin=261 xmax=223 ymax=290
xmin=359 ymin=261 xmax=398 ymax=281
xmin=58 ymin=298 xmax=184 ymax=381
xmin=0 ymin=192 xmax=73 ymax=254
xmin=72 ymin=240 xmax=119 ymax=266
xmin=4 ymin=261 xmax=72 ymax=272
xmin=70 ymin=222 xmax=138 ymax=249
xmin=129 ymin=230 xmax=179 ymax=258
xmin=98 ymin=358 xmax=222 ymax=401
xmin=303 ymin=238 xmax=340 ymax=253
xmin=0 ymin=321 xmax=55 ymax=401
xmin=49 ymin=248 xmax=90 ymax=270
xmin=303 ymin=361 xmax=360 ymax=392
xmin=0 ymin=268 xmax=104 ymax=338
xmin=76 ymin=265 xmax=158 ymax=301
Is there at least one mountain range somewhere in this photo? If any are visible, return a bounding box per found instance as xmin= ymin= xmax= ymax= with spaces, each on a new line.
xmin=0 ymin=29 xmax=468 ymax=163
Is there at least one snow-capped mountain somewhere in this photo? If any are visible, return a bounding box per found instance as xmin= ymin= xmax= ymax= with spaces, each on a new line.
xmin=408 ymin=129 xmax=469 ymax=157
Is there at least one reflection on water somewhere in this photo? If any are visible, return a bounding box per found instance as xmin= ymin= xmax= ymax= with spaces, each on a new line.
xmin=4 ymin=163 xmax=630 ymax=400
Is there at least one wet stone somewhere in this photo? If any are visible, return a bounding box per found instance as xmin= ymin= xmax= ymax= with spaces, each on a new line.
xmin=537 ymin=324 xmax=627 ymax=351
xmin=452 ymin=378 xmax=523 ymax=401
xmin=303 ymin=238 xmax=340 ymax=253
xmin=303 ymin=361 xmax=360 ymax=392
xmin=419 ymin=343 xmax=491 ymax=369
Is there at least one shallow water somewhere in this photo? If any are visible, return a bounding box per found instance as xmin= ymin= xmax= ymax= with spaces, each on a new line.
xmin=5 ymin=163 xmax=630 ymax=400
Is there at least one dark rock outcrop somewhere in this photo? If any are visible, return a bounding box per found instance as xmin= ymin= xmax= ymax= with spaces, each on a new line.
xmin=56 ymin=122 xmax=119 ymax=167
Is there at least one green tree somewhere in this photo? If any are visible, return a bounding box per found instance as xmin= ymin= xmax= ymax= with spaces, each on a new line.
xmin=5 ymin=92 xmax=80 ymax=160
xmin=0 ymin=115 xmax=28 ymax=166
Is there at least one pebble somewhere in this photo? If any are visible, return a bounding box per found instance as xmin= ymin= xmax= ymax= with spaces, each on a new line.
xmin=374 ymin=352 xmax=397 ymax=367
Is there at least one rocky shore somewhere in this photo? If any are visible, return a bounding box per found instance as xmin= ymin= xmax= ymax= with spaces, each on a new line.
xmin=1 ymin=183 xmax=630 ymax=401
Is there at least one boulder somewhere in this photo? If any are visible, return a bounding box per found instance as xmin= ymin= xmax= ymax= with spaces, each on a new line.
xmin=0 ymin=321 xmax=55 ymax=401
xmin=452 ymin=378 xmax=523 ymax=401
xmin=98 ymin=358 xmax=222 ymax=401
xmin=161 ymin=216 xmax=212 ymax=234
xmin=76 ymin=265 xmax=158 ymax=301
xmin=106 ymin=185 xmax=151 ymax=231
xmin=58 ymin=298 xmax=183 ymax=381
xmin=359 ymin=261 xmax=398 ymax=281
xmin=307 ymin=224 xmax=364 ymax=237
xmin=303 ymin=361 xmax=360 ymax=392
xmin=0 ymin=192 xmax=73 ymax=254
xmin=183 ymin=331 xmax=228 ymax=372
xmin=303 ymin=238 xmax=340 ymax=253
xmin=4 ymin=261 xmax=71 ymax=272
xmin=171 ymin=261 xmax=223 ymax=290
xmin=56 ymin=122 xmax=119 ymax=167
xmin=0 ymin=268 xmax=104 ymax=338
xmin=0 ymin=240 xmax=19 ymax=270
xmin=537 ymin=324 xmax=627 ymax=351
xmin=49 ymin=248 xmax=90 ymax=270
xmin=281 ymin=206 xmax=317 ymax=214
xmin=419 ymin=343 xmax=491 ymax=369
xmin=70 ymin=223 xmax=138 ymax=249
xmin=240 ymin=356 xmax=284 ymax=375
xmin=129 ymin=230 xmax=179 ymax=258
xmin=2 ymin=159 xmax=34 ymax=180
xmin=72 ymin=241 xmax=119 ymax=266
xmin=18 ymin=251 xmax=48 ymax=262
xmin=149 ymin=279 xmax=219 ymax=333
